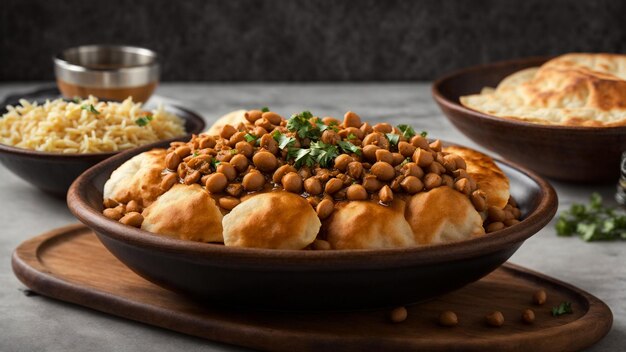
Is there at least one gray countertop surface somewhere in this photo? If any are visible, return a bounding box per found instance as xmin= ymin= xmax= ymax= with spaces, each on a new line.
xmin=0 ymin=83 xmax=623 ymax=352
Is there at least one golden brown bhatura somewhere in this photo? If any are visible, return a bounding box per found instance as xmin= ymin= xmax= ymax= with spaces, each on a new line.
xmin=101 ymin=108 xmax=522 ymax=250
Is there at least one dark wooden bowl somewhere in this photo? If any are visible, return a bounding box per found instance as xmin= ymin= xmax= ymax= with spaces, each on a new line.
xmin=432 ymin=56 xmax=626 ymax=183
xmin=0 ymin=103 xmax=205 ymax=196
xmin=67 ymin=142 xmax=557 ymax=311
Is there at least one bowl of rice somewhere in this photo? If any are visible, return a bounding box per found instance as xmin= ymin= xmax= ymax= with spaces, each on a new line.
xmin=0 ymin=95 xmax=205 ymax=195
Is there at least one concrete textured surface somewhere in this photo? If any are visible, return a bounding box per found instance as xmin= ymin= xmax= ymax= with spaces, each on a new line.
xmin=0 ymin=82 xmax=624 ymax=351
xmin=1 ymin=0 xmax=626 ymax=81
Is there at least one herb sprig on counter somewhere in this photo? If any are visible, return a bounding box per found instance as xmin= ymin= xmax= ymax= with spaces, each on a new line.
xmin=551 ymin=302 xmax=573 ymax=316
xmin=556 ymin=193 xmax=626 ymax=241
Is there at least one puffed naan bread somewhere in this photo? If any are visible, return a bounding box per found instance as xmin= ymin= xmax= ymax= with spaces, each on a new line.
xmin=141 ymin=184 xmax=224 ymax=242
xmin=204 ymin=110 xmax=247 ymax=135
xmin=324 ymin=200 xmax=415 ymax=250
xmin=443 ymin=146 xmax=510 ymax=209
xmin=460 ymin=53 xmax=626 ymax=126
xmin=222 ymin=191 xmax=321 ymax=249
xmin=405 ymin=186 xmax=485 ymax=245
xmin=103 ymin=149 xmax=167 ymax=207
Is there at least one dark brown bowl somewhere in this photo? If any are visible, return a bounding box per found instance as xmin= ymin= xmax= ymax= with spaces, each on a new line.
xmin=0 ymin=103 xmax=205 ymax=196
xmin=67 ymin=142 xmax=557 ymax=311
xmin=432 ymin=56 xmax=626 ymax=183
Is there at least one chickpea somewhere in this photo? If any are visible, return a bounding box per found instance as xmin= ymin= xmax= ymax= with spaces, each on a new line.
xmin=486 ymin=222 xmax=505 ymax=233
xmin=253 ymin=126 xmax=268 ymax=136
xmin=205 ymin=172 xmax=228 ymax=193
xmin=259 ymin=134 xmax=278 ymax=155
xmin=452 ymin=154 xmax=467 ymax=170
xmin=439 ymin=311 xmax=458 ymax=327
xmin=343 ymin=111 xmax=362 ymax=128
xmin=119 ymin=212 xmax=143 ymax=228
xmin=304 ymin=177 xmax=323 ymax=195
xmin=442 ymin=154 xmax=458 ymax=173
xmin=216 ymin=151 xmax=232 ymax=163
xmin=400 ymin=176 xmax=423 ymax=194
xmin=321 ymin=130 xmax=340 ymax=145
xmin=165 ymin=151 xmax=181 ymax=170
xmin=427 ymin=161 xmax=446 ymax=175
xmin=402 ymin=162 xmax=424 ymax=178
xmin=183 ymin=170 xmax=201 ymax=185
xmin=334 ymin=154 xmax=353 ymax=171
xmin=219 ymin=196 xmax=240 ymax=210
xmin=371 ymin=162 xmax=395 ymax=181
xmin=298 ymin=167 xmax=312 ymax=180
xmin=429 ymin=139 xmax=442 ymax=152
xmin=255 ymin=117 xmax=273 ymax=130
xmin=216 ymin=162 xmax=237 ymax=181
xmin=372 ymin=122 xmax=393 ymax=133
xmin=229 ymin=154 xmax=248 ymax=173
xmin=253 ymin=151 xmax=278 ymax=172
xmin=454 ymin=178 xmax=471 ymax=195
xmin=485 ymin=311 xmax=504 ymax=327
xmin=343 ymin=127 xmax=364 ymax=140
xmin=522 ymin=309 xmax=535 ymax=324
xmin=312 ymin=239 xmax=332 ymax=250
xmin=177 ymin=162 xmax=187 ymax=179
xmin=360 ymin=122 xmax=373 ymax=135
xmin=413 ymin=148 xmax=434 ymax=167
xmin=470 ymin=190 xmax=487 ymax=211
xmin=273 ymin=164 xmax=297 ymax=183
xmin=175 ymin=146 xmax=192 ymax=158
xmin=362 ymin=132 xmax=389 ymax=150
xmin=229 ymin=131 xmax=246 ymax=147
xmin=325 ymin=178 xmax=343 ymax=194
xmin=410 ymin=135 xmax=430 ymax=149
xmin=453 ymin=169 xmax=469 ymax=179
xmin=441 ymin=174 xmax=455 ymax=188
xmin=362 ymin=145 xmax=380 ymax=161
xmin=423 ymin=173 xmax=442 ymax=190
xmin=347 ymin=161 xmax=363 ymax=179
xmin=390 ymin=175 xmax=404 ymax=192
xmin=235 ymin=141 xmax=253 ymax=158
xmin=282 ymin=172 xmax=303 ymax=193
xmin=533 ymin=290 xmax=547 ymax=305
xmin=262 ymin=111 xmax=282 ymax=125
xmin=322 ymin=116 xmax=340 ymax=126
xmin=198 ymin=136 xmax=216 ymax=149
xmin=379 ymin=185 xmax=394 ymax=203
xmin=242 ymin=171 xmax=265 ymax=192
xmin=346 ymin=184 xmax=368 ymax=200
xmin=226 ymin=183 xmax=244 ymax=197
xmin=504 ymin=219 xmax=520 ymax=227
xmin=512 ymin=207 xmax=522 ymax=219
xmin=316 ymin=199 xmax=335 ymax=219
xmin=220 ymin=124 xmax=237 ymax=139
xmin=487 ymin=206 xmax=506 ymax=223
xmin=103 ymin=198 xmax=119 ymax=209
xmin=389 ymin=306 xmax=408 ymax=323
xmin=362 ymin=175 xmax=383 ymax=192
xmin=398 ymin=141 xmax=416 ymax=158
xmin=103 ymin=207 xmax=123 ymax=221
xmin=375 ymin=149 xmax=393 ymax=164
xmin=245 ymin=110 xmax=263 ymax=123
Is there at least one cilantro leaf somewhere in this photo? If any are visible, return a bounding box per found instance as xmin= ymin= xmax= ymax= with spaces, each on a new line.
xmin=397 ymin=124 xmax=416 ymax=139
xmin=277 ymin=134 xmax=296 ymax=150
xmin=551 ymin=302 xmax=573 ymax=316
xmin=337 ymin=140 xmax=362 ymax=156
xmin=81 ymin=104 xmax=100 ymax=115
xmin=210 ymin=158 xmax=221 ymax=168
xmin=72 ymin=96 xmax=82 ymax=103
xmin=420 ymin=130 xmax=428 ymax=138
xmin=386 ymin=133 xmax=400 ymax=146
xmin=286 ymin=111 xmax=321 ymax=140
xmin=261 ymin=107 xmax=270 ymax=113
xmin=293 ymin=148 xmax=315 ymax=168
xmin=347 ymin=133 xmax=357 ymax=140
xmin=135 ymin=115 xmax=153 ymax=126
xmin=555 ymin=193 xmax=626 ymax=241
xmin=244 ymin=133 xmax=258 ymax=143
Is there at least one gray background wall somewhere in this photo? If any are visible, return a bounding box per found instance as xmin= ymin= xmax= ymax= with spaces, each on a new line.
xmin=1 ymin=0 xmax=625 ymax=81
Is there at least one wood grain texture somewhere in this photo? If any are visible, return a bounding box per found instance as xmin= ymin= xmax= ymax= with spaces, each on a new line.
xmin=12 ymin=224 xmax=612 ymax=352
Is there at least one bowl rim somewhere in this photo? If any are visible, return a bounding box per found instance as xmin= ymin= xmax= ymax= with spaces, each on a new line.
xmin=431 ymin=55 xmax=626 ymax=132
xmin=67 ymin=141 xmax=558 ymax=270
xmin=0 ymin=103 xmax=206 ymax=159
xmin=54 ymin=45 xmax=158 ymax=74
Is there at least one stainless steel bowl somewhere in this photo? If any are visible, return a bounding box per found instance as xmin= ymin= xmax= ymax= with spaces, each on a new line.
xmin=53 ymin=45 xmax=160 ymax=102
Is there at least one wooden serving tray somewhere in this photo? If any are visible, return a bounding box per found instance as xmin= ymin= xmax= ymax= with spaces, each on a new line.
xmin=12 ymin=224 xmax=612 ymax=352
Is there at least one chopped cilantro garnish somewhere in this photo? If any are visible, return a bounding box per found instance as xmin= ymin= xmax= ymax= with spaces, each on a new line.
xmin=193 ymin=151 xmax=199 ymax=157
xmin=293 ymin=148 xmax=315 ymax=168
xmin=386 ymin=133 xmax=400 ymax=146
xmin=400 ymin=157 xmax=411 ymax=166
xmin=286 ymin=111 xmax=321 ymax=140
xmin=210 ymin=158 xmax=221 ymax=168
xmin=244 ymin=133 xmax=258 ymax=143
xmin=309 ymin=141 xmax=338 ymax=167
xmin=397 ymin=124 xmax=416 ymax=139
xmin=261 ymin=107 xmax=270 ymax=113
xmin=347 ymin=133 xmax=357 ymax=140
xmin=551 ymin=302 xmax=573 ymax=316
xmin=278 ymin=135 xmax=296 ymax=150
xmin=135 ymin=114 xmax=153 ymax=126
xmin=72 ymin=96 xmax=82 ymax=103
xmin=81 ymin=104 xmax=100 ymax=115
xmin=420 ymin=130 xmax=428 ymax=138
xmin=229 ymin=149 xmax=238 ymax=155
xmin=337 ymin=140 xmax=362 ymax=156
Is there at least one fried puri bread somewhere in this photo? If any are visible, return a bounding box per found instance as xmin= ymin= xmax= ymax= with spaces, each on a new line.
xmin=443 ymin=146 xmax=509 ymax=209
xmin=405 ymin=186 xmax=485 ymax=245
xmin=205 ymin=110 xmax=247 ymax=136
xmin=324 ymin=200 xmax=415 ymax=250
xmin=460 ymin=53 xmax=626 ymax=126
xmin=222 ymin=192 xmax=321 ymax=249
xmin=141 ymin=184 xmax=224 ymax=242
xmin=103 ymin=149 xmax=167 ymax=207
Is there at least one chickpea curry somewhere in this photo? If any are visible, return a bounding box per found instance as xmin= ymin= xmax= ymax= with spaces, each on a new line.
xmin=102 ymin=109 xmax=521 ymax=250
